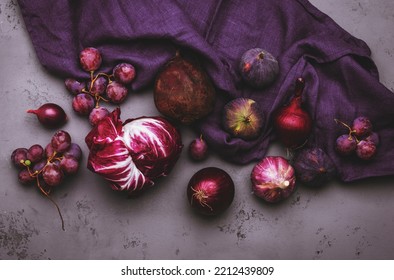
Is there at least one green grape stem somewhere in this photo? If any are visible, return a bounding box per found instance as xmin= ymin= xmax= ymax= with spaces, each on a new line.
xmin=87 ymin=71 xmax=113 ymax=108
xmin=334 ymin=118 xmax=360 ymax=142
xmin=21 ymin=151 xmax=65 ymax=231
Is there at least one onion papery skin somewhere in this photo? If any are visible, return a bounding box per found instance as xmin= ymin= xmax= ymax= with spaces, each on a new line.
xmin=85 ymin=108 xmax=183 ymax=195
xmin=187 ymin=167 xmax=235 ymax=216
xmin=251 ymin=156 xmax=296 ymax=203
xmin=293 ymin=147 xmax=336 ymax=187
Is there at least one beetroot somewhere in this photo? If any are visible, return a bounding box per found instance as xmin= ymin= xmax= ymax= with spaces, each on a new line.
xmin=154 ymin=53 xmax=216 ymax=125
xmin=293 ymin=147 xmax=336 ymax=187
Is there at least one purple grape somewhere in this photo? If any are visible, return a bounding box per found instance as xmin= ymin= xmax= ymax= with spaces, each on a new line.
xmin=79 ymin=47 xmax=102 ymax=72
xmin=63 ymin=143 xmax=82 ymax=161
xmin=106 ymin=81 xmax=128 ymax=104
xmin=364 ymin=132 xmax=380 ymax=146
xmin=42 ymin=163 xmax=64 ymax=187
xmin=188 ymin=137 xmax=209 ymax=161
xmin=53 ymin=159 xmax=62 ymax=167
xmin=90 ymin=76 xmax=108 ymax=96
xmin=27 ymin=144 xmax=44 ymax=163
xmin=45 ymin=143 xmax=55 ymax=158
xmin=60 ymin=155 xmax=79 ymax=174
xmin=335 ymin=134 xmax=357 ymax=156
xmin=113 ymin=63 xmax=136 ymax=84
xmin=356 ymin=140 xmax=377 ymax=160
xmin=65 ymin=78 xmax=86 ymax=95
xmin=51 ymin=130 xmax=71 ymax=153
xmin=11 ymin=148 xmax=28 ymax=168
xmin=89 ymin=106 xmax=110 ymax=126
xmin=18 ymin=169 xmax=35 ymax=185
xmin=72 ymin=93 xmax=95 ymax=115
xmin=32 ymin=159 xmax=47 ymax=174
xmin=352 ymin=116 xmax=372 ymax=137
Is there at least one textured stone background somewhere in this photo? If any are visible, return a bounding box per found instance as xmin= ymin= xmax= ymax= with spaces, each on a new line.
xmin=0 ymin=0 xmax=393 ymax=260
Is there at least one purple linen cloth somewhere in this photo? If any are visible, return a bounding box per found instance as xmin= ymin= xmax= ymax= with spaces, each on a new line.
xmin=17 ymin=0 xmax=394 ymax=182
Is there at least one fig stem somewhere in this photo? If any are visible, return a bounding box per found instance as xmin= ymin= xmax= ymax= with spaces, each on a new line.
xmin=26 ymin=109 xmax=37 ymax=114
xmin=243 ymin=115 xmax=251 ymax=124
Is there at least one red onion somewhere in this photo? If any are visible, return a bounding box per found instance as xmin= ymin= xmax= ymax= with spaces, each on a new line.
xmin=251 ymin=156 xmax=296 ymax=203
xmin=187 ymin=167 xmax=235 ymax=216
xmin=274 ymin=78 xmax=312 ymax=149
xmin=27 ymin=103 xmax=67 ymax=128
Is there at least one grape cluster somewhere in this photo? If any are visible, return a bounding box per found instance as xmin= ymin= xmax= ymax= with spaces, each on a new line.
xmin=335 ymin=116 xmax=379 ymax=160
xmin=11 ymin=130 xmax=82 ymax=230
xmin=65 ymin=47 xmax=136 ymax=126
xmin=11 ymin=130 xmax=82 ymax=191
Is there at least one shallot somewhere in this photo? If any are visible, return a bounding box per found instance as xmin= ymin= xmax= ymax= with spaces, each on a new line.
xmin=27 ymin=103 xmax=67 ymax=128
xmin=293 ymin=147 xmax=336 ymax=187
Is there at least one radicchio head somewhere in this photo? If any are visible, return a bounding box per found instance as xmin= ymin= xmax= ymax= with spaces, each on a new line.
xmin=85 ymin=108 xmax=183 ymax=195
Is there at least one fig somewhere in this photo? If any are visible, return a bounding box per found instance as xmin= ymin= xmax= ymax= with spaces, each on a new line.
xmin=239 ymin=48 xmax=279 ymax=88
xmin=223 ymin=98 xmax=264 ymax=140
xmin=293 ymin=147 xmax=336 ymax=187
xmin=154 ymin=53 xmax=216 ymax=125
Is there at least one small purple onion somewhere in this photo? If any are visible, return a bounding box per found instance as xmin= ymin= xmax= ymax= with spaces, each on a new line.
xmin=27 ymin=103 xmax=68 ymax=128
xmin=188 ymin=136 xmax=208 ymax=161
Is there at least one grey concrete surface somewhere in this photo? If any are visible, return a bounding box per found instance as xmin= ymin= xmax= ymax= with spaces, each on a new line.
xmin=0 ymin=0 xmax=393 ymax=260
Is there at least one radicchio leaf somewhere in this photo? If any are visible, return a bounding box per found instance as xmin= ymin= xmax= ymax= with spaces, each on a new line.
xmin=85 ymin=108 xmax=183 ymax=195
xmin=123 ymin=116 xmax=183 ymax=179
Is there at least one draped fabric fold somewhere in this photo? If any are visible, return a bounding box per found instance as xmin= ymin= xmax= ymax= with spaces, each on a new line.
xmin=17 ymin=0 xmax=394 ymax=182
